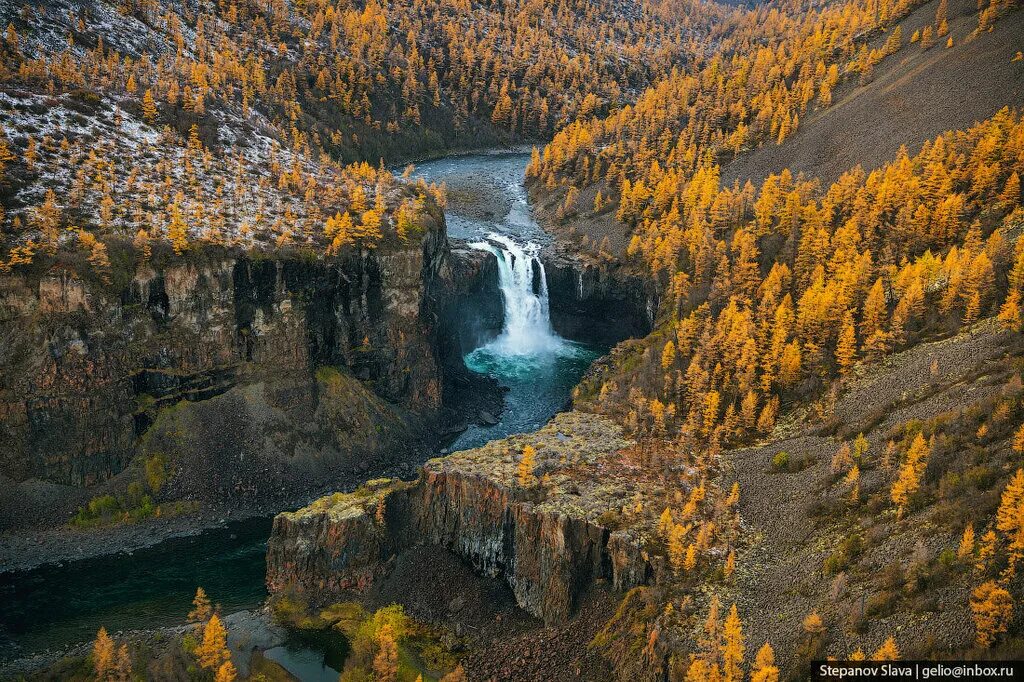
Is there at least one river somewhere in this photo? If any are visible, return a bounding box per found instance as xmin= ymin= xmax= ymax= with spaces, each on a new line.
xmin=412 ymin=151 xmax=603 ymax=451
xmin=0 ymin=151 xmax=602 ymax=671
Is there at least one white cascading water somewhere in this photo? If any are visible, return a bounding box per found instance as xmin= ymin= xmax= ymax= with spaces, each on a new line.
xmin=468 ymin=232 xmax=565 ymax=356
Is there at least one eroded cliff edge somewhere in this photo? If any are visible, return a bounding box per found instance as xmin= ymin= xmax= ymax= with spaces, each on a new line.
xmin=0 ymin=203 xmax=502 ymax=528
xmin=266 ymin=411 xmax=668 ymax=625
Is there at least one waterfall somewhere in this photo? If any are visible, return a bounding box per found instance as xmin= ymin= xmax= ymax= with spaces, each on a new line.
xmin=469 ymin=233 xmax=564 ymax=356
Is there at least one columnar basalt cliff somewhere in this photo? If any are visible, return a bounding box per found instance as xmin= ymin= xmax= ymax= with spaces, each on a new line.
xmin=541 ymin=252 xmax=657 ymax=346
xmin=267 ymin=411 xmax=665 ymax=625
xmin=444 ymin=244 xmax=504 ymax=353
xmin=0 ymin=202 xmax=501 ymax=525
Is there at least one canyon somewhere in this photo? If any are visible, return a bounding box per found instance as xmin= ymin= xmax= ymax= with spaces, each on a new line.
xmin=0 ymin=152 xmax=655 ymax=673
xmin=2 ymin=0 xmax=1023 ymax=676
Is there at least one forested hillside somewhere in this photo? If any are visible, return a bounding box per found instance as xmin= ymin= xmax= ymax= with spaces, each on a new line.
xmin=1 ymin=0 xmax=704 ymax=165
xmin=0 ymin=0 xmax=719 ymax=270
xmin=521 ymin=0 xmax=1024 ymax=673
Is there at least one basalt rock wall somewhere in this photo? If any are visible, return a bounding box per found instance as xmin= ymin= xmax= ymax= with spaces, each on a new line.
xmin=541 ymin=254 xmax=656 ymax=347
xmin=0 ymin=204 xmax=475 ymax=523
xmin=267 ymin=469 xmax=645 ymax=625
xmin=266 ymin=413 xmax=653 ymax=625
xmin=444 ymin=245 xmax=503 ymax=354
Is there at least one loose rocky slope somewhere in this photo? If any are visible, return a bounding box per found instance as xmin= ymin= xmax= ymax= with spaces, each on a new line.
xmin=725 ymin=320 xmax=1024 ymax=666
xmin=722 ymin=0 xmax=1024 ymax=187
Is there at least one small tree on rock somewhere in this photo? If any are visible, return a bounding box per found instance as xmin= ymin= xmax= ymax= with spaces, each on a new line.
xmin=517 ymin=445 xmax=537 ymax=487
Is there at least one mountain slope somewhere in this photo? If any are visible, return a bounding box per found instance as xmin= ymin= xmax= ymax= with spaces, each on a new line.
xmin=723 ymin=0 xmax=1024 ymax=186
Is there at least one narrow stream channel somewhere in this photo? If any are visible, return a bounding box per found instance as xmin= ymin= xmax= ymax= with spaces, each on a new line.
xmin=0 ymin=151 xmax=603 ymax=668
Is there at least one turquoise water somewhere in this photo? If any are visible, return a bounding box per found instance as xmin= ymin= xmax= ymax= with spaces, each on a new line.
xmin=450 ymin=340 xmax=601 ymax=451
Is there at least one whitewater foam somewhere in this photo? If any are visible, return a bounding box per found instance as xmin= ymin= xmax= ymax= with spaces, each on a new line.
xmin=468 ymin=232 xmax=570 ymax=357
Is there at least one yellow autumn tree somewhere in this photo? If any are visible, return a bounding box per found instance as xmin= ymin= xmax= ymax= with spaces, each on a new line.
xmin=167 ymin=200 xmax=189 ymax=255
xmin=802 ymin=611 xmax=824 ymax=636
xmin=93 ymin=627 xmax=115 ymax=680
xmin=188 ymin=587 xmax=212 ymax=627
xmin=215 ymin=660 xmax=237 ymax=682
xmin=871 ymin=636 xmax=900 ymax=661
xmin=114 ymin=643 xmax=132 ymax=680
xmin=662 ymin=340 xmax=676 ymax=370
xmin=844 ymin=464 xmax=860 ymax=502
xmin=853 ymin=433 xmax=869 ymax=463
xmin=958 ymin=523 xmax=976 ymax=559
xmin=835 ymin=310 xmax=857 ymax=374
xmin=977 ymin=529 xmax=999 ymax=573
xmin=358 ymin=208 xmax=384 ymax=244
xmin=996 ymin=468 xmax=1024 ymax=571
xmin=683 ymin=542 xmax=698 ymax=571
xmin=726 ymin=482 xmax=740 ymax=508
xmin=891 ymin=433 xmax=930 ymax=516
xmin=750 ymin=643 xmax=779 ymax=682
xmin=196 ymin=614 xmax=230 ymax=671
xmin=1014 ymin=425 xmax=1024 ymax=453
xmin=970 ymin=581 xmax=1013 ymax=647
xmin=518 ymin=445 xmax=536 ymax=487
xmin=142 ymin=89 xmax=158 ymax=123
xmin=373 ymin=624 xmax=399 ymax=682
xmin=722 ymin=604 xmax=745 ymax=682
xmin=77 ymin=230 xmax=111 ymax=283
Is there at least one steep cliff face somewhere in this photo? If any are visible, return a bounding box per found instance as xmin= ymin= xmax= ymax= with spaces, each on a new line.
xmin=267 ymin=412 xmax=659 ymax=625
xmin=542 ymin=253 xmax=656 ymax=346
xmin=0 ymin=204 xmax=459 ymax=516
xmin=444 ymin=245 xmax=503 ymax=354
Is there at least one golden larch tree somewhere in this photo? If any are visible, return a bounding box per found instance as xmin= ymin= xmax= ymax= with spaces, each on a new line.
xmin=517 ymin=445 xmax=537 ymax=487
xmin=872 ymin=630 xmax=897 ymax=659
xmin=891 ymin=433 xmax=930 ymax=516
xmin=996 ymin=468 xmax=1024 ymax=571
xmin=93 ymin=627 xmax=115 ymax=680
xmin=750 ymin=643 xmax=779 ymax=682
xmin=684 ymin=542 xmax=698 ymax=571
xmin=114 ymin=643 xmax=133 ymax=681
xmin=722 ymin=604 xmax=745 ymax=682
xmin=373 ymin=624 xmax=399 ymax=682
xmin=871 ymin=637 xmax=900 ymax=661
xmin=970 ymin=581 xmax=1012 ymax=648
xmin=167 ymin=200 xmax=189 ymax=255
xmin=215 ymin=660 xmax=238 ymax=682
xmin=188 ymin=587 xmax=212 ymax=626
xmin=999 ymin=290 xmax=1023 ymax=331
xmin=196 ymin=614 xmax=230 ymax=671
xmin=142 ymin=89 xmax=158 ymax=123
xmin=958 ymin=523 xmax=976 ymax=559
xmin=835 ymin=310 xmax=857 ymax=374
